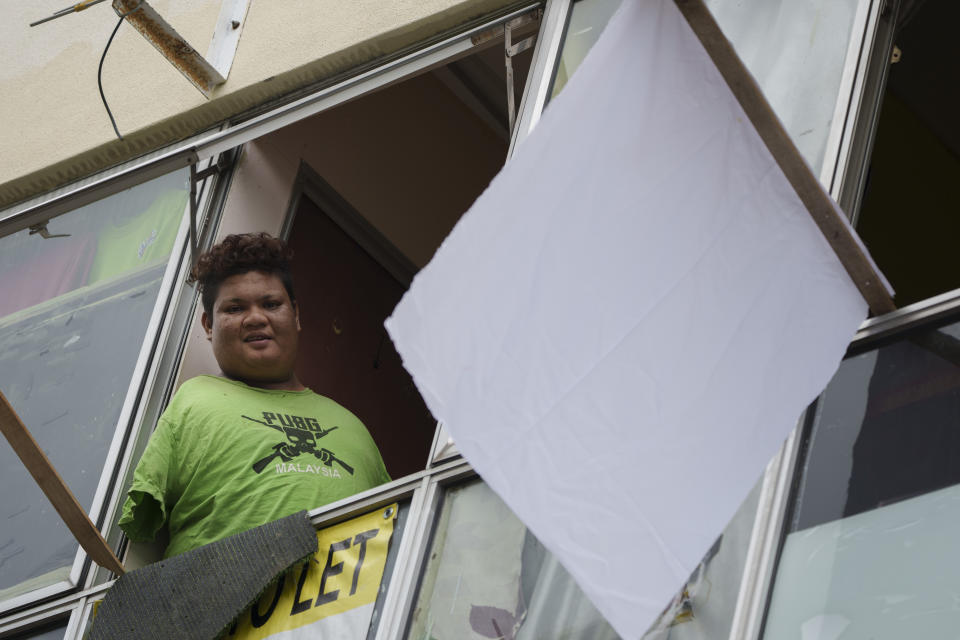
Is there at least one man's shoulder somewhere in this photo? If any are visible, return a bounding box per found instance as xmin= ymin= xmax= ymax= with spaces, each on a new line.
xmin=165 ymin=375 xmax=238 ymax=414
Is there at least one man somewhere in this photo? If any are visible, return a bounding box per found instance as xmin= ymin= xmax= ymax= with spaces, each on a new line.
xmin=119 ymin=232 xmax=390 ymax=557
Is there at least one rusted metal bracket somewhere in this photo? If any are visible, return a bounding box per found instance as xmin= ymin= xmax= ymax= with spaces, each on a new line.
xmin=505 ymin=12 xmax=540 ymax=133
xmin=112 ymin=0 xmax=226 ymax=97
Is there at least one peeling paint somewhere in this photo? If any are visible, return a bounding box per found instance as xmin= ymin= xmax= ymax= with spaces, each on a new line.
xmin=115 ymin=0 xmax=224 ymax=94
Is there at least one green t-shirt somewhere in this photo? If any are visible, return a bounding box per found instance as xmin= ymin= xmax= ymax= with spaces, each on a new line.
xmin=119 ymin=375 xmax=391 ymax=557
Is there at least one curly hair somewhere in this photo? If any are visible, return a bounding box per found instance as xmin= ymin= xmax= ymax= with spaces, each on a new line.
xmin=188 ymin=232 xmax=296 ymax=317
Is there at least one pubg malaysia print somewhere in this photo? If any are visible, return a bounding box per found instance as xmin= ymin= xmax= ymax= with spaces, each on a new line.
xmin=243 ymin=412 xmax=355 ymax=476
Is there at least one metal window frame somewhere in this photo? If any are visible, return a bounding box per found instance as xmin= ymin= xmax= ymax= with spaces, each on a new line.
xmin=0 ymin=611 xmax=73 ymax=640
xmin=508 ymin=0 xmax=572 ymax=156
xmin=0 ymin=157 xmax=221 ymax=616
xmin=834 ymin=0 xmax=903 ymax=222
xmin=0 ymin=4 xmax=551 ymax=634
xmin=0 ymin=581 xmax=114 ymax=638
xmin=504 ymin=2 xmax=940 ymax=639
xmin=89 ymin=153 xmax=233 ymax=586
xmin=750 ymin=298 xmax=960 ymax=639
xmin=819 ymin=0 xmax=885 ymax=199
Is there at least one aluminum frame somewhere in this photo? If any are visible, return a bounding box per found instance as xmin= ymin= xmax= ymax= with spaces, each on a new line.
xmin=91 ymin=156 xmax=227 ymax=584
xmin=730 ymin=424 xmax=805 ymax=640
xmin=0 ymin=156 xmax=222 ymax=617
xmin=507 ymin=0 xmax=572 ymax=156
xmin=819 ymin=0 xmax=881 ymax=197
xmin=835 ymin=0 xmax=902 ymax=222
xmin=375 ymin=461 xmax=476 ymax=640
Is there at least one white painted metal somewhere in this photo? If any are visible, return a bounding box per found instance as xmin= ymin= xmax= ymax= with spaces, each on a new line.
xmin=819 ymin=0 xmax=878 ymax=196
xmin=0 ymin=580 xmax=74 ymax=619
xmin=508 ymin=0 xmax=572 ymax=156
xmin=205 ymin=0 xmax=252 ymax=80
xmin=726 ymin=447 xmax=785 ymax=639
xmin=0 ymin=148 xmax=198 ymax=242
xmin=63 ymin=601 xmax=86 ymax=640
xmin=737 ymin=423 xmax=805 ymax=640
xmin=0 ymin=597 xmax=75 ymax=635
xmin=428 ymin=422 xmax=461 ymax=466
xmin=835 ymin=0 xmax=900 ymax=223
xmin=0 ymin=581 xmax=113 ymax=636
xmin=373 ymin=476 xmax=435 ymax=640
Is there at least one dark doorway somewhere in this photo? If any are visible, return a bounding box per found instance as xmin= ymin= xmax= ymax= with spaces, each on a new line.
xmin=854 ymin=0 xmax=960 ymax=306
xmin=287 ymin=191 xmax=436 ymax=479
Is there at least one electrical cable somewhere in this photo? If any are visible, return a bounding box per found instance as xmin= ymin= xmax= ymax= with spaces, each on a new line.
xmin=97 ymin=1 xmax=144 ymax=140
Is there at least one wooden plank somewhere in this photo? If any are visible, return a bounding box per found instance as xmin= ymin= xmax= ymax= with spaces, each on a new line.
xmin=0 ymin=390 xmax=125 ymax=576
xmin=674 ymin=0 xmax=896 ymax=316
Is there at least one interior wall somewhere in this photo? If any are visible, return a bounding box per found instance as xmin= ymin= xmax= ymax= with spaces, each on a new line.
xmin=177 ymin=61 xmax=508 ymax=390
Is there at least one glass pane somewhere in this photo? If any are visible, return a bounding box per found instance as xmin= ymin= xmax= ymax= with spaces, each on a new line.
xmin=407 ymin=480 xmax=618 ymax=640
xmin=550 ymin=0 xmax=623 ymax=98
xmin=764 ymin=319 xmax=960 ymax=637
xmin=407 ymin=479 xmax=761 ymax=639
xmin=0 ymin=170 xmax=189 ymax=602
xmin=549 ymin=0 xmax=863 ymax=174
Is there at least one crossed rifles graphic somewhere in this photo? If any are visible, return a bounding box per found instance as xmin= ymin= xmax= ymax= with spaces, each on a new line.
xmin=243 ymin=415 xmax=355 ymax=475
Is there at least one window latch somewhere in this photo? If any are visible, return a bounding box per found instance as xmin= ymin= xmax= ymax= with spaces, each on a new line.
xmin=505 ymin=12 xmax=541 ymax=133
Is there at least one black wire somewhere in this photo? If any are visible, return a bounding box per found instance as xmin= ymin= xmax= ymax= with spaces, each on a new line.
xmin=97 ymin=1 xmax=144 ymax=140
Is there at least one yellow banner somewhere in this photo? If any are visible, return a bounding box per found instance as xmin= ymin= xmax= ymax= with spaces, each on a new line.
xmin=228 ymin=504 xmax=397 ymax=639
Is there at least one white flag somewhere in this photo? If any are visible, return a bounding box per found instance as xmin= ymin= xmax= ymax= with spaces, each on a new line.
xmin=386 ymin=0 xmax=872 ymax=636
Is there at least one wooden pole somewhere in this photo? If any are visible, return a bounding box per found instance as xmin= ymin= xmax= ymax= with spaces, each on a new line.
xmin=0 ymin=390 xmax=125 ymax=576
xmin=674 ymin=0 xmax=896 ymax=316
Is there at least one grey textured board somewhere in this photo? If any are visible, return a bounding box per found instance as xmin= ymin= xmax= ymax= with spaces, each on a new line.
xmin=90 ymin=511 xmax=317 ymax=640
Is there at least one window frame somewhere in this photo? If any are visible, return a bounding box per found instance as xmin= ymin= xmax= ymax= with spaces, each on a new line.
xmin=0 ymin=155 xmax=222 ymax=615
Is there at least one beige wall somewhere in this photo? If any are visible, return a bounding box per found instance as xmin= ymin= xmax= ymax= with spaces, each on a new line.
xmin=0 ymin=0 xmax=516 ymax=210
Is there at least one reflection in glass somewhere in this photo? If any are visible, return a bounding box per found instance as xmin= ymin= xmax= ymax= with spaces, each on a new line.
xmin=408 ymin=478 xmax=762 ymax=639
xmin=764 ymin=320 xmax=960 ymax=637
xmin=0 ymin=170 xmax=189 ymax=601
xmin=550 ymin=0 xmax=623 ymax=98
xmin=407 ymin=481 xmax=618 ymax=640
xmin=550 ymin=0 xmax=861 ymax=174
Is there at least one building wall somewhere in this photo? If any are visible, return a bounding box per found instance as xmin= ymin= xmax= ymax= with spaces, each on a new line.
xmin=0 ymin=0 xmax=517 ymax=209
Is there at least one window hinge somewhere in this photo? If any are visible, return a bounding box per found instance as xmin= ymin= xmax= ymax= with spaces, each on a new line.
xmin=505 ymin=11 xmax=541 ymax=133
xmin=188 ymin=154 xmax=230 ymax=265
xmin=28 ymin=221 xmax=71 ymax=239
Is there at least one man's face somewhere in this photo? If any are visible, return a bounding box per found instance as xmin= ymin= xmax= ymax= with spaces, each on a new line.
xmin=201 ymin=271 xmax=301 ymax=387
